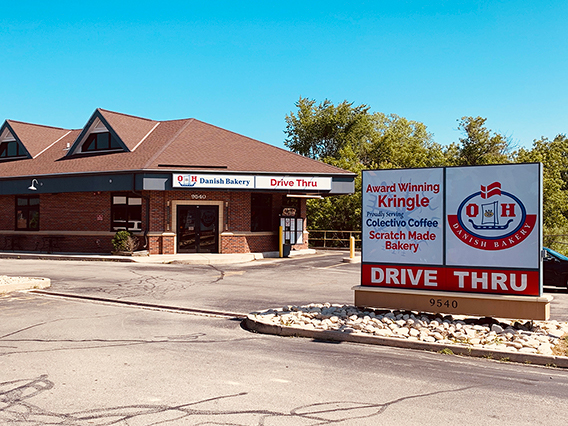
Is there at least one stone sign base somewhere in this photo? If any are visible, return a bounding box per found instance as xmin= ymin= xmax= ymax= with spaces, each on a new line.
xmin=353 ymin=286 xmax=552 ymax=321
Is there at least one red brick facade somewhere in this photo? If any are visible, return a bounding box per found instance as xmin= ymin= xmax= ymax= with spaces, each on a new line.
xmin=0 ymin=190 xmax=308 ymax=254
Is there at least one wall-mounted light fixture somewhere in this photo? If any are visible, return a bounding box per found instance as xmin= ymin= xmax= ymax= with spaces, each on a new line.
xmin=28 ymin=179 xmax=39 ymax=191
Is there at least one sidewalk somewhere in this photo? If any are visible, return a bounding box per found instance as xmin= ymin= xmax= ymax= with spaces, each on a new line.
xmin=0 ymin=249 xmax=317 ymax=264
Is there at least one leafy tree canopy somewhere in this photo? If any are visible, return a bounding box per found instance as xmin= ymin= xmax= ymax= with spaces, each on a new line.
xmin=284 ymin=97 xmax=372 ymax=161
xmin=447 ymin=116 xmax=512 ymax=166
xmin=285 ymin=97 xmax=442 ymax=231
xmin=517 ymin=135 xmax=568 ymax=246
xmin=284 ymin=97 xmax=567 ymax=247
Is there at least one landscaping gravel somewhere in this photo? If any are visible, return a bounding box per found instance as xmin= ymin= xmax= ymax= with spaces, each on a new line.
xmin=251 ymin=303 xmax=568 ymax=356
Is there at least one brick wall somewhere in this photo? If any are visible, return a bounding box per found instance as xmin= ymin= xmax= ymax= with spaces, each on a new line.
xmin=0 ymin=190 xmax=310 ymax=254
xmin=0 ymin=195 xmax=15 ymax=230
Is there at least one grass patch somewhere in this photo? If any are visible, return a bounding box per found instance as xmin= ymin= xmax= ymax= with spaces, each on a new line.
xmin=552 ymin=335 xmax=568 ymax=357
xmin=438 ymin=348 xmax=454 ymax=355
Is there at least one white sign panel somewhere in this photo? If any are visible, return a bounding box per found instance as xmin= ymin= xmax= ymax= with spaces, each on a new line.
xmin=255 ymin=176 xmax=332 ymax=191
xmin=173 ymin=174 xmax=332 ymax=191
xmin=173 ymin=174 xmax=253 ymax=189
xmin=362 ymin=168 xmax=444 ymax=265
xmin=445 ymin=164 xmax=540 ymax=269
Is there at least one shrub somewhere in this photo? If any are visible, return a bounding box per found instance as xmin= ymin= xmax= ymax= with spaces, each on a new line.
xmin=112 ymin=231 xmax=139 ymax=253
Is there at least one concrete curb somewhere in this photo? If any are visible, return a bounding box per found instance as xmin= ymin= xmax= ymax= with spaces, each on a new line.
xmin=165 ymin=254 xmax=257 ymax=264
xmin=0 ymin=248 xmax=319 ymax=264
xmin=0 ymin=278 xmax=51 ymax=294
xmin=244 ymin=315 xmax=568 ymax=368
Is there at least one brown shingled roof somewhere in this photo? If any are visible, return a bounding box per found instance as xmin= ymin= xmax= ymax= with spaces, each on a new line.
xmin=97 ymin=109 xmax=160 ymax=151
xmin=0 ymin=109 xmax=354 ymax=178
xmin=6 ymin=120 xmax=71 ymax=158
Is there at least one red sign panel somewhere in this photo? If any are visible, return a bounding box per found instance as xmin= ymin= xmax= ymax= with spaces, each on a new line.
xmin=362 ymin=264 xmax=540 ymax=296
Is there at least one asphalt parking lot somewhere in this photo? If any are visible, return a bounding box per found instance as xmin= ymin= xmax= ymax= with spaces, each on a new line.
xmin=1 ymin=252 xmax=568 ymax=425
xmin=2 ymin=250 xmax=567 ymax=320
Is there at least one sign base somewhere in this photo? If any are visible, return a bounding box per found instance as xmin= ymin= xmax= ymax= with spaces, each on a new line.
xmin=353 ymin=286 xmax=552 ymax=321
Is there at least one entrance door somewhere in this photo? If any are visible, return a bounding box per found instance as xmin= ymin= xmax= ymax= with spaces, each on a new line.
xmin=177 ymin=205 xmax=219 ymax=253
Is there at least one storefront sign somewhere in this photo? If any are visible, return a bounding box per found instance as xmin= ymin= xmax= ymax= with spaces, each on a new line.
xmin=173 ymin=174 xmax=253 ymax=189
xmin=362 ymin=164 xmax=542 ymax=296
xmin=173 ymin=174 xmax=332 ymax=191
xmin=255 ymin=176 xmax=332 ymax=191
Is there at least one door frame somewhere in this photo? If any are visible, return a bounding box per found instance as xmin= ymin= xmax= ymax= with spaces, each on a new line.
xmin=171 ymin=200 xmax=224 ymax=254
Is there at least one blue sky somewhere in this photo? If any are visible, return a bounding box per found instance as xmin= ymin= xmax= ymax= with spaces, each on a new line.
xmin=1 ymin=1 xmax=566 ymax=151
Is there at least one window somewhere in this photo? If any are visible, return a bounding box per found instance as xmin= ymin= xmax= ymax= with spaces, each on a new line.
xmin=16 ymin=196 xmax=40 ymax=231
xmin=251 ymin=193 xmax=272 ymax=232
xmin=112 ymin=193 xmax=142 ymax=231
xmin=82 ymin=132 xmax=122 ymax=152
xmin=0 ymin=141 xmax=24 ymax=159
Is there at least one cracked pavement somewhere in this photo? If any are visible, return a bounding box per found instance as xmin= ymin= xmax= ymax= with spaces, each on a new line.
xmin=1 ymin=252 xmax=568 ymax=425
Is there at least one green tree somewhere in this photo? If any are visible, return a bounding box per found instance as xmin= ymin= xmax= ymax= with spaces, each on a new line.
xmin=517 ymin=135 xmax=568 ymax=250
xmin=284 ymin=97 xmax=373 ymax=161
xmin=285 ymin=98 xmax=444 ymax=231
xmin=366 ymin=113 xmax=446 ymax=169
xmin=447 ymin=116 xmax=512 ymax=166
xmin=305 ymin=144 xmax=366 ymax=231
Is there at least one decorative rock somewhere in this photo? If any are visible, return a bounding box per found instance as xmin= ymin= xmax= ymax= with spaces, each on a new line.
xmin=549 ymin=329 xmax=565 ymax=339
xmin=523 ymin=339 xmax=540 ymax=349
xmin=250 ymin=303 xmax=568 ymax=357
xmin=394 ymin=327 xmax=410 ymax=336
xmin=491 ymin=324 xmax=504 ymax=334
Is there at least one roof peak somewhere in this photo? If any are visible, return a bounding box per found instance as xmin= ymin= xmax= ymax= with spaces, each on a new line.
xmin=96 ymin=108 xmax=158 ymax=123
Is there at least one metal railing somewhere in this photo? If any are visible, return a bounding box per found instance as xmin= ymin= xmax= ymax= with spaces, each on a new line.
xmin=308 ymin=230 xmax=361 ymax=249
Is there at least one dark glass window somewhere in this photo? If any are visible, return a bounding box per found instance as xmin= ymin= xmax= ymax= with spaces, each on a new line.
xmin=112 ymin=193 xmax=142 ymax=231
xmin=83 ymin=132 xmax=122 ymax=152
xmin=0 ymin=141 xmax=23 ymax=158
xmin=16 ymin=196 xmax=40 ymax=231
xmin=251 ymin=193 xmax=272 ymax=232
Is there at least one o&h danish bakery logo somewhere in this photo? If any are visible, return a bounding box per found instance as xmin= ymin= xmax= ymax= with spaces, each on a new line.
xmin=447 ymin=182 xmax=536 ymax=250
xmin=177 ymin=175 xmax=197 ymax=187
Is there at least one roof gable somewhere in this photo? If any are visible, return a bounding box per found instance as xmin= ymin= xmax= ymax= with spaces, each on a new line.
xmin=2 ymin=120 xmax=70 ymax=159
xmin=66 ymin=109 xmax=130 ymax=156
xmin=98 ymin=109 xmax=160 ymax=151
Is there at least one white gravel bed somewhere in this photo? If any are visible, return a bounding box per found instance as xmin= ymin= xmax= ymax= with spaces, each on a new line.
xmin=251 ymin=303 xmax=568 ymax=357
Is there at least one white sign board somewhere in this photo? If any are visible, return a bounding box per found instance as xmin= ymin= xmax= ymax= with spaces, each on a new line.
xmin=362 ymin=164 xmax=542 ymax=296
xmin=362 ymin=168 xmax=443 ymax=265
xmin=173 ymin=174 xmax=332 ymax=191
xmin=445 ymin=165 xmax=540 ymax=269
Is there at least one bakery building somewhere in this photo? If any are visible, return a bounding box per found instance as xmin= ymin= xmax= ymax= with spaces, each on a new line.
xmin=0 ymin=109 xmax=355 ymax=255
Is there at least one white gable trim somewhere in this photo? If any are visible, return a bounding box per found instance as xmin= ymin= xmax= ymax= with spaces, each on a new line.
xmin=0 ymin=128 xmax=16 ymax=142
xmin=91 ymin=118 xmax=109 ymax=133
